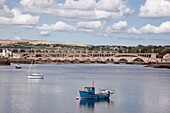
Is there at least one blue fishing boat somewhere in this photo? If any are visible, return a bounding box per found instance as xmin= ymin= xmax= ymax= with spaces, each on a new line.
xmin=79 ymin=83 xmax=114 ymax=100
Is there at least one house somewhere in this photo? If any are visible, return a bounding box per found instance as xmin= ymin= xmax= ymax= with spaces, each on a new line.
xmin=163 ymin=54 xmax=170 ymax=62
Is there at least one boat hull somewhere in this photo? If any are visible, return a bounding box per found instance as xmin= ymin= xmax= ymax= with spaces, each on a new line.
xmin=15 ymin=66 xmax=22 ymax=69
xmin=79 ymin=91 xmax=96 ymax=99
xmin=96 ymin=94 xmax=110 ymax=99
xmin=79 ymin=91 xmax=110 ymax=100
xmin=27 ymin=74 xmax=44 ymax=79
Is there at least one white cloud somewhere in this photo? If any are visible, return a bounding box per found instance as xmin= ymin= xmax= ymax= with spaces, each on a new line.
xmin=20 ymin=0 xmax=133 ymax=20
xmin=14 ymin=36 xmax=22 ymax=40
xmin=0 ymin=8 xmax=39 ymax=25
xmin=77 ymin=21 xmax=102 ymax=29
xmin=0 ymin=0 xmax=11 ymax=17
xmin=20 ymin=0 xmax=54 ymax=14
xmin=39 ymin=21 xmax=76 ymax=33
xmin=20 ymin=0 xmax=54 ymax=8
xmin=140 ymin=0 xmax=170 ymax=17
xmin=140 ymin=21 xmax=170 ymax=33
xmin=62 ymin=0 xmax=96 ymax=10
xmin=95 ymin=0 xmax=133 ymax=17
xmin=127 ymin=27 xmax=141 ymax=34
xmin=96 ymin=0 xmax=122 ymax=11
xmin=111 ymin=21 xmax=127 ymax=30
xmin=79 ymin=28 xmax=95 ymax=33
xmin=105 ymin=21 xmax=127 ymax=33
xmin=127 ymin=21 xmax=170 ymax=34
xmin=40 ymin=31 xmax=50 ymax=36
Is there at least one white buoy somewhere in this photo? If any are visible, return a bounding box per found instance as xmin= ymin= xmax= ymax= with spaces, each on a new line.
xmin=76 ymin=97 xmax=79 ymax=100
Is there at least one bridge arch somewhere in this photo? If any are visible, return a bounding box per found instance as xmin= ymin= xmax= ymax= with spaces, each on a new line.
xmin=133 ymin=58 xmax=144 ymax=63
xmin=82 ymin=51 xmax=86 ymax=53
xmin=29 ymin=50 xmax=34 ymax=53
xmin=35 ymin=54 xmax=43 ymax=57
xmin=43 ymin=50 xmax=48 ymax=53
xmin=0 ymin=49 xmax=3 ymax=52
xmin=20 ymin=49 xmax=26 ymax=53
xmin=36 ymin=50 xmax=42 ymax=53
xmin=12 ymin=49 xmax=18 ymax=53
xmin=119 ymin=58 xmax=128 ymax=63
xmin=49 ymin=50 xmax=55 ymax=53
xmin=106 ymin=58 xmax=115 ymax=63
xmin=84 ymin=59 xmax=91 ymax=63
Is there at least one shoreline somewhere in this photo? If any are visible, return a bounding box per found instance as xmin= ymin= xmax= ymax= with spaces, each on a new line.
xmin=145 ymin=63 xmax=170 ymax=69
xmin=1 ymin=58 xmax=170 ymax=69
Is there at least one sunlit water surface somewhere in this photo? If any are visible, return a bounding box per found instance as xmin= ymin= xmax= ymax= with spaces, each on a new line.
xmin=0 ymin=64 xmax=170 ymax=113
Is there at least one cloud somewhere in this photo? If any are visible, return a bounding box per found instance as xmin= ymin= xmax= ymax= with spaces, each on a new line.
xmin=78 ymin=28 xmax=95 ymax=33
xmin=139 ymin=0 xmax=170 ymax=17
xmin=118 ymin=36 xmax=143 ymax=40
xmin=77 ymin=21 xmax=103 ymax=29
xmin=127 ymin=21 xmax=170 ymax=34
xmin=0 ymin=8 xmax=39 ymax=26
xmin=106 ymin=21 xmax=127 ymax=33
xmin=20 ymin=0 xmax=54 ymax=8
xmin=127 ymin=27 xmax=141 ymax=34
xmin=39 ymin=21 xmax=76 ymax=35
xmin=0 ymin=0 xmax=11 ymax=17
xmin=14 ymin=36 xmax=22 ymax=40
xmin=111 ymin=21 xmax=127 ymax=30
xmin=20 ymin=0 xmax=54 ymax=14
xmin=62 ymin=0 xmax=96 ymax=10
xmin=40 ymin=31 xmax=50 ymax=36
xmin=96 ymin=0 xmax=133 ymax=17
xmin=77 ymin=21 xmax=104 ymax=33
xmin=0 ymin=5 xmax=11 ymax=17
xmin=20 ymin=0 xmax=133 ymax=20
xmin=0 ymin=0 xmax=5 ymax=6
xmin=140 ymin=21 xmax=170 ymax=33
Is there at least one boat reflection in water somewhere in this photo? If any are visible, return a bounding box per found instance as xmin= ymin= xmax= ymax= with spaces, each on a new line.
xmin=79 ymin=99 xmax=114 ymax=110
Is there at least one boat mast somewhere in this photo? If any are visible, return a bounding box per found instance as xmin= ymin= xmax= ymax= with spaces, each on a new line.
xmin=28 ymin=59 xmax=33 ymax=74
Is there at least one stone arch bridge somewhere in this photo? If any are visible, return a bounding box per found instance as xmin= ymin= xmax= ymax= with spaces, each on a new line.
xmin=0 ymin=48 xmax=161 ymax=63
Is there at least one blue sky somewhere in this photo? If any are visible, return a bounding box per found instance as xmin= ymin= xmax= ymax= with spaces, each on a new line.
xmin=0 ymin=0 xmax=170 ymax=46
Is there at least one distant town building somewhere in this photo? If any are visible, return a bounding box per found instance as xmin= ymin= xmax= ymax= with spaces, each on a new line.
xmin=0 ymin=49 xmax=12 ymax=57
xmin=163 ymin=54 xmax=170 ymax=62
xmin=110 ymin=46 xmax=119 ymax=52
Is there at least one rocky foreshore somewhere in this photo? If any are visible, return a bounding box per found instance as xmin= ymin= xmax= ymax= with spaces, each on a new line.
xmin=145 ymin=63 xmax=170 ymax=69
xmin=0 ymin=58 xmax=11 ymax=65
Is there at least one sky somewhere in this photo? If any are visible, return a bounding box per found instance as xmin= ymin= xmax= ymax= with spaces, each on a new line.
xmin=0 ymin=0 xmax=170 ymax=46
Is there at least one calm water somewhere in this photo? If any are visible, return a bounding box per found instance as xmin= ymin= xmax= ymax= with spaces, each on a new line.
xmin=0 ymin=64 xmax=170 ymax=113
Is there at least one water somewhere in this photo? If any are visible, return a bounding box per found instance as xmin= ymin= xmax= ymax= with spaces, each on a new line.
xmin=0 ymin=64 xmax=170 ymax=113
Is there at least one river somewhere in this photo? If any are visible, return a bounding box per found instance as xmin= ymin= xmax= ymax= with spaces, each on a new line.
xmin=0 ymin=64 xmax=170 ymax=113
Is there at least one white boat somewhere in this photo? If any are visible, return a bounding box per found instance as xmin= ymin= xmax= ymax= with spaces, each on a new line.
xmin=15 ymin=64 xmax=22 ymax=69
xmin=27 ymin=73 xmax=44 ymax=79
xmin=27 ymin=59 xmax=44 ymax=79
xmin=15 ymin=57 xmax=22 ymax=69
